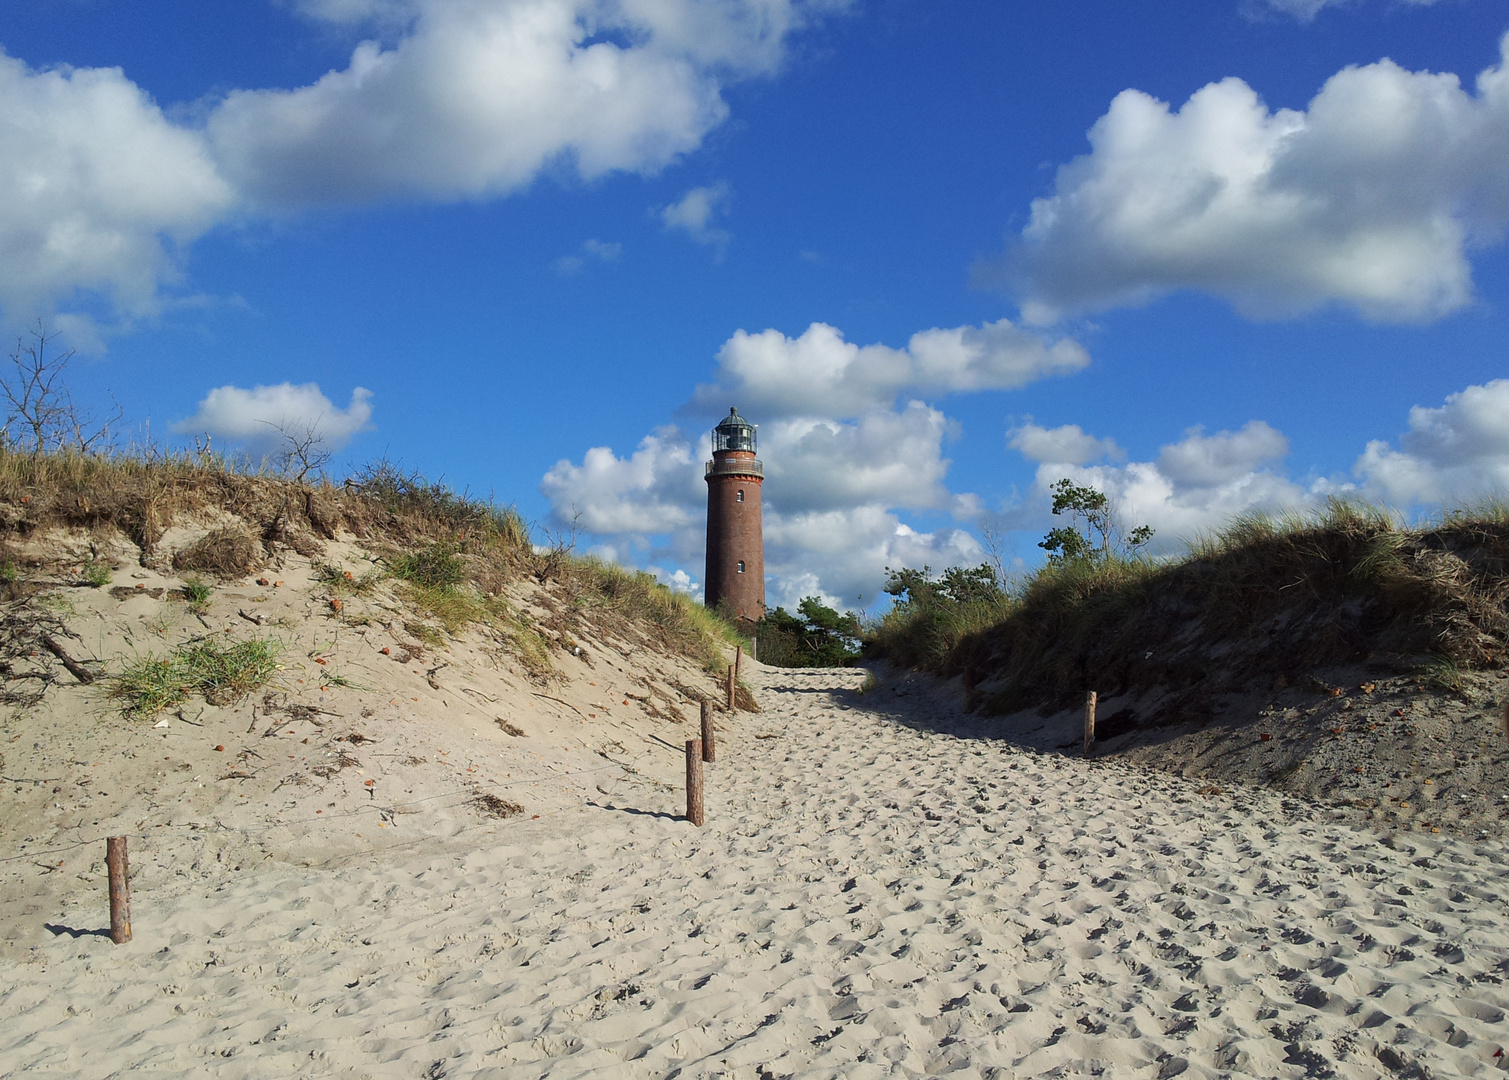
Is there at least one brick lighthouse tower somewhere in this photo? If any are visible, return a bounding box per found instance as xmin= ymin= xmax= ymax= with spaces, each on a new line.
xmin=704 ymin=407 xmax=764 ymax=623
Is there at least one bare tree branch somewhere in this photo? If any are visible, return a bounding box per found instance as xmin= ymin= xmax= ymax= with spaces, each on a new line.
xmin=1 ymin=321 xmax=122 ymax=455
xmin=259 ymin=414 xmax=332 ymax=482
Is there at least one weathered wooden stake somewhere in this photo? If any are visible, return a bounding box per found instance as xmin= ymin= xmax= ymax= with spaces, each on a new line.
xmin=700 ymin=700 xmax=716 ymax=763
xmin=106 ymin=836 xmax=131 ymax=944
xmin=751 ymin=636 xmax=757 ymax=663
xmin=1083 ymin=691 xmax=1097 ymax=758
xmin=735 ymin=644 xmax=743 ymax=682
xmin=685 ymin=739 xmax=705 ymax=826
xmin=726 ymin=664 xmax=736 ymax=712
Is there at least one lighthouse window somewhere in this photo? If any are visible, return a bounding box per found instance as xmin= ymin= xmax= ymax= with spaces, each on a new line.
xmin=737 ymin=561 xmax=746 ymax=573
xmin=736 ymin=489 xmax=745 ymax=502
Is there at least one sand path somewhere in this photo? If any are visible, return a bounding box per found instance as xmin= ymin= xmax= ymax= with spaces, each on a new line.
xmin=3 ymin=664 xmax=1509 ymax=1078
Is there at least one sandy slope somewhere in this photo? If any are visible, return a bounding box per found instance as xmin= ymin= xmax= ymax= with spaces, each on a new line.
xmin=0 ymin=527 xmax=733 ymax=960
xmin=966 ymin=666 xmax=1509 ymax=841
xmin=4 ymin=659 xmax=1509 ymax=1079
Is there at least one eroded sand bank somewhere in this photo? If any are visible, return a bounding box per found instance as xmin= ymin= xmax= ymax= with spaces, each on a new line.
xmin=4 ymin=663 xmax=1509 ymax=1079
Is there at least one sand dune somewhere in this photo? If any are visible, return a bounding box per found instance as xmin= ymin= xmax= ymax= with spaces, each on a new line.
xmin=4 ymin=660 xmax=1509 ymax=1077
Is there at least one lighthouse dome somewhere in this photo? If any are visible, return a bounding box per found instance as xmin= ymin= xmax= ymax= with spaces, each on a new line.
xmin=712 ymin=407 xmax=757 ymax=454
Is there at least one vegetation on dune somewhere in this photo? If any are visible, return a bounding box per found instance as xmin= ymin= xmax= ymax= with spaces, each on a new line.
xmin=561 ymin=557 xmax=747 ymax=673
xmin=114 ymin=637 xmax=282 ymax=716
xmin=754 ymin=597 xmax=862 ymax=668
xmin=0 ymin=327 xmax=750 ymax=697
xmin=0 ymin=440 xmax=744 ymax=688
xmin=869 ymin=563 xmax=1013 ymax=673
xmin=867 ymin=495 xmax=1509 ymax=722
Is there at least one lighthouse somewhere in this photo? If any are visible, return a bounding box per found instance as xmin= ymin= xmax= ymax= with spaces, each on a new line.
xmin=704 ymin=407 xmax=765 ymax=623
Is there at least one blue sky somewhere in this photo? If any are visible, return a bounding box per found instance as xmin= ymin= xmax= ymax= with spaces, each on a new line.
xmin=2 ymin=0 xmax=1507 ymax=609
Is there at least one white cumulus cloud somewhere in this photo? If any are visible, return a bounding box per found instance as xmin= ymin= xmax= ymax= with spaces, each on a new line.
xmin=1012 ymin=420 xmax=1315 ymax=550
xmin=209 ymin=3 xmax=814 ymax=210
xmin=762 ymin=506 xmax=982 ymax=610
xmin=1009 ymin=422 xmax=1123 ymax=465
xmin=0 ymin=0 xmax=836 ymax=327
xmin=0 ymin=52 xmax=233 ymax=328
xmin=1009 ymin=35 xmax=1509 ymax=325
xmin=761 ymin=404 xmax=957 ymax=514
xmin=1156 ymin=421 xmax=1289 ymax=487
xmin=690 ymin=319 xmax=1089 ymax=419
xmin=173 ymin=383 xmax=374 ymax=457
xmin=539 ymin=427 xmax=703 ymax=536
xmin=1355 ymin=378 xmax=1509 ymax=506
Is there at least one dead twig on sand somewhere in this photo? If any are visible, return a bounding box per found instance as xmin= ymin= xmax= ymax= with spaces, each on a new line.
xmin=39 ymin=632 xmax=94 ymax=684
xmin=531 ymin=692 xmax=587 ymax=718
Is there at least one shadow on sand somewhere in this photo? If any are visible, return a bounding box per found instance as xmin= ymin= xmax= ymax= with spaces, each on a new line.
xmin=44 ymin=923 xmax=112 ymax=940
xmin=586 ymin=800 xmax=686 ymax=823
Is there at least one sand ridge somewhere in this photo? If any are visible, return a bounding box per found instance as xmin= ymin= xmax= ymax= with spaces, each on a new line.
xmin=4 ymin=661 xmax=1509 ymax=1078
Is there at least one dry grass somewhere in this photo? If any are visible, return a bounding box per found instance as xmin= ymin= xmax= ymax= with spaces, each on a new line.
xmin=868 ymin=498 xmax=1509 ymax=720
xmin=173 ymin=526 xmax=266 ymax=579
xmin=560 ymin=557 xmax=745 ymax=672
xmin=0 ymin=445 xmax=745 ymax=688
xmin=0 ymin=445 xmax=530 ymax=566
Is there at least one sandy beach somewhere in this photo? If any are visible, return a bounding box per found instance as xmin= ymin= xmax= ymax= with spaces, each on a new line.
xmin=5 ymin=658 xmax=1509 ymax=1078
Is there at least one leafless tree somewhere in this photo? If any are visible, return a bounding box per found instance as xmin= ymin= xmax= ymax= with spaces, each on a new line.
xmin=261 ymin=415 xmax=332 ymax=482
xmin=535 ymin=508 xmax=582 ymax=582
xmin=977 ymin=509 xmax=1017 ymax=590
xmin=1 ymin=321 xmax=121 ymax=455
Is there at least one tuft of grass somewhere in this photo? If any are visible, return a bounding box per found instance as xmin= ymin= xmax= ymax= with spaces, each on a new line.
xmin=858 ymin=671 xmax=878 ymax=695
xmin=404 ymin=620 xmax=446 ymax=649
xmin=80 ymin=559 xmax=111 ymax=587
xmin=391 ymin=542 xmax=465 ymax=590
xmin=1420 ymin=654 xmax=1466 ymax=694
xmin=400 ymin=582 xmax=484 ymax=633
xmin=114 ymin=636 xmax=281 ymax=716
xmin=182 ymin=577 xmax=212 ymax=614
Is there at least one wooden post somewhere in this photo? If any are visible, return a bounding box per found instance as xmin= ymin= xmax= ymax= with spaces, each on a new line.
xmin=751 ymin=636 xmax=757 ymax=663
xmin=685 ymin=739 xmax=705 ymax=826
xmin=106 ymin=837 xmax=131 ymax=944
xmin=1083 ymin=691 xmax=1097 ymax=758
xmin=726 ymin=664 xmax=735 ymax=712
xmin=700 ymin=700 xmax=716 ymax=763
xmin=735 ymin=644 xmax=743 ymax=682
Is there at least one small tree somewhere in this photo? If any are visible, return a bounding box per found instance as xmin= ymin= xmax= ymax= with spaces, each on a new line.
xmin=1038 ymin=477 xmax=1154 ymax=563
xmin=882 ymin=564 xmax=1005 ymax=607
xmin=262 ymin=416 xmax=332 ymax=481
xmin=1 ymin=321 xmax=121 ymax=455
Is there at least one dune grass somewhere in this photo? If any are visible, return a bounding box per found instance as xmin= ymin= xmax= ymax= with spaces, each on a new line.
xmin=0 ymin=444 xmax=751 ymax=688
xmin=867 ymin=497 xmax=1509 ymax=716
xmin=114 ymin=636 xmax=281 ymax=716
